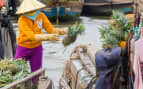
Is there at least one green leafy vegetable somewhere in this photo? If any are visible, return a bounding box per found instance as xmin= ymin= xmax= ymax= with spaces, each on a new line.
xmin=62 ymin=22 xmax=85 ymax=46
xmin=0 ymin=59 xmax=30 ymax=88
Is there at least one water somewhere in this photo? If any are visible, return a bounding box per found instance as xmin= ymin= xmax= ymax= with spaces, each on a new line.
xmin=13 ymin=16 xmax=109 ymax=89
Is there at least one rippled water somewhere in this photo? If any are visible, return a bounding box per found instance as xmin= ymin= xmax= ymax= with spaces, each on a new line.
xmin=13 ymin=16 xmax=109 ymax=89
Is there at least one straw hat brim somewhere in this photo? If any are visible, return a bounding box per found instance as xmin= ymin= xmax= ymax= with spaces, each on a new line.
xmin=16 ymin=0 xmax=46 ymax=14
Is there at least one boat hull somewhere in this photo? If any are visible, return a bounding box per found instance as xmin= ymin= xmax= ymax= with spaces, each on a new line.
xmin=82 ymin=3 xmax=133 ymax=15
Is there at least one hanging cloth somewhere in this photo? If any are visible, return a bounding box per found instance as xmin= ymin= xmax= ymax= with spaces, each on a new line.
xmin=134 ymin=37 xmax=143 ymax=89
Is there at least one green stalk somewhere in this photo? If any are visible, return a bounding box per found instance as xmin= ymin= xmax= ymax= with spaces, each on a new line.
xmin=0 ymin=83 xmax=9 ymax=88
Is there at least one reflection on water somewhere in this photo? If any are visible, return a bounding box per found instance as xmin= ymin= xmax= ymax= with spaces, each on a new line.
xmin=42 ymin=16 xmax=109 ymax=88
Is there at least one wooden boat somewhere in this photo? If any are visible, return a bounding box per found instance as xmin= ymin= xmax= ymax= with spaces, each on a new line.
xmin=59 ymin=44 xmax=99 ymax=89
xmin=41 ymin=1 xmax=83 ymax=21
xmin=82 ymin=0 xmax=133 ymax=15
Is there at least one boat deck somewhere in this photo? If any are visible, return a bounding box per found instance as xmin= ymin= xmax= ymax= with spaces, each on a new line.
xmin=84 ymin=0 xmax=133 ymax=6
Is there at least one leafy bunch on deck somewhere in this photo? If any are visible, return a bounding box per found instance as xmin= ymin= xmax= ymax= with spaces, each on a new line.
xmin=0 ymin=59 xmax=30 ymax=88
xmin=99 ymin=10 xmax=132 ymax=48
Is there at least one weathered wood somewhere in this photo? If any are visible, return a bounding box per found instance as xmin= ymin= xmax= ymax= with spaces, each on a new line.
xmin=59 ymin=78 xmax=71 ymax=89
xmin=20 ymin=83 xmax=25 ymax=89
xmin=25 ymin=80 xmax=32 ymax=89
xmin=59 ymin=45 xmax=97 ymax=89
xmin=70 ymin=60 xmax=94 ymax=89
xmin=87 ymin=44 xmax=99 ymax=65
xmin=1 ymin=68 xmax=45 ymax=89
xmin=70 ymin=60 xmax=83 ymax=82
xmin=74 ymin=45 xmax=96 ymax=76
xmin=70 ymin=60 xmax=82 ymax=89
xmin=79 ymin=52 xmax=96 ymax=76
xmin=71 ymin=74 xmax=76 ymax=89
xmin=38 ymin=76 xmax=53 ymax=89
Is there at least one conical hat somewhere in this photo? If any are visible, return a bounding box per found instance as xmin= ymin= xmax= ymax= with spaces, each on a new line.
xmin=16 ymin=0 xmax=46 ymax=14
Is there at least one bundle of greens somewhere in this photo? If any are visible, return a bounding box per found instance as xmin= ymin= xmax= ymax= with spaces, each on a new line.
xmin=62 ymin=22 xmax=85 ymax=46
xmin=0 ymin=59 xmax=30 ymax=88
xmin=99 ymin=10 xmax=132 ymax=48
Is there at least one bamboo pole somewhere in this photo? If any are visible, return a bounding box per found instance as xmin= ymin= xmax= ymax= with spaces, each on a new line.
xmin=72 ymin=45 xmax=97 ymax=76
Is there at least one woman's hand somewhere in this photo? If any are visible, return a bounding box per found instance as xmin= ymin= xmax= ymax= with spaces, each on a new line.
xmin=46 ymin=34 xmax=59 ymax=41
xmin=52 ymin=28 xmax=68 ymax=35
xmin=59 ymin=29 xmax=68 ymax=35
xmin=35 ymin=34 xmax=59 ymax=41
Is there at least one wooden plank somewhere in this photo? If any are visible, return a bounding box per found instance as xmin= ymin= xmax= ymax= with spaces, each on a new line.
xmin=1 ymin=68 xmax=45 ymax=89
xmin=70 ymin=60 xmax=83 ymax=89
xmin=70 ymin=60 xmax=94 ymax=89
xmin=71 ymin=60 xmax=83 ymax=80
xmin=38 ymin=77 xmax=53 ymax=89
xmin=87 ymin=44 xmax=99 ymax=65
xmin=80 ymin=52 xmax=96 ymax=76
xmin=75 ymin=47 xmax=96 ymax=76
xmin=72 ymin=74 xmax=76 ymax=89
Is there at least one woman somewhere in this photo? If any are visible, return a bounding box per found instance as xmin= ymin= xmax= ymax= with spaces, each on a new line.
xmin=15 ymin=0 xmax=67 ymax=73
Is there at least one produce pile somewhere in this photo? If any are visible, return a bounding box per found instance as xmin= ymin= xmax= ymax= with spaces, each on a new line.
xmin=0 ymin=59 xmax=30 ymax=88
xmin=62 ymin=22 xmax=85 ymax=46
xmin=99 ymin=10 xmax=132 ymax=48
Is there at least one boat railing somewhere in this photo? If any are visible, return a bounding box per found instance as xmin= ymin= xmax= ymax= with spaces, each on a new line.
xmin=1 ymin=68 xmax=45 ymax=89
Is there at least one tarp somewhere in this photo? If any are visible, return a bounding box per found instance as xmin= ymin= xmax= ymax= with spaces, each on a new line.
xmin=95 ymin=47 xmax=121 ymax=89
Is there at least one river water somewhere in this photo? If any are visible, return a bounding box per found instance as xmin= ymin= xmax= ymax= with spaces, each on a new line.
xmin=13 ymin=16 xmax=109 ymax=89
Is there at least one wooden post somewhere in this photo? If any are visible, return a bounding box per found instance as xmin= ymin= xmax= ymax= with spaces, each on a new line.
xmin=32 ymin=76 xmax=39 ymax=89
xmin=20 ymin=83 xmax=25 ymax=89
xmin=25 ymin=80 xmax=32 ymax=89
